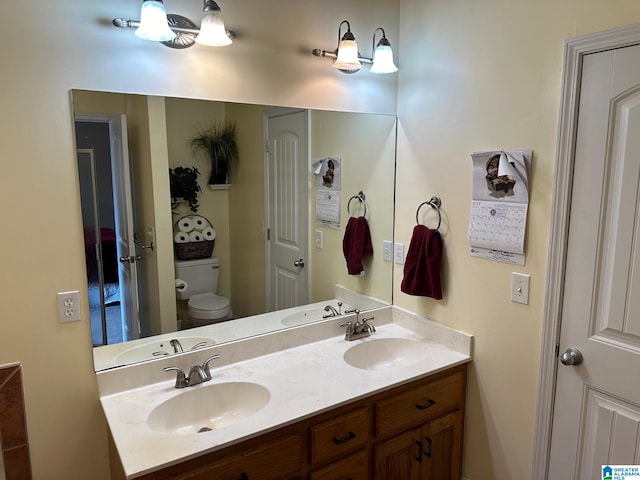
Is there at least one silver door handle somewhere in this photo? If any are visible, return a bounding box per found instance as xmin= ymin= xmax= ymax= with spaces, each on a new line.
xmin=119 ymin=255 xmax=143 ymax=264
xmin=560 ymin=347 xmax=583 ymax=366
xmin=293 ymin=259 xmax=305 ymax=268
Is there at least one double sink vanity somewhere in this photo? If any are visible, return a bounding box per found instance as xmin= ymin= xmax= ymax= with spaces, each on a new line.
xmin=98 ymin=306 xmax=472 ymax=479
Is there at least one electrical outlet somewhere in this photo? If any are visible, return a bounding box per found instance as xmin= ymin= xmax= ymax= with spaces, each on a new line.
xmin=383 ymin=240 xmax=392 ymax=262
xmin=511 ymin=272 xmax=530 ymax=304
xmin=315 ymin=230 xmax=323 ymax=249
xmin=394 ymin=242 xmax=405 ymax=264
xmin=57 ymin=290 xmax=80 ymax=322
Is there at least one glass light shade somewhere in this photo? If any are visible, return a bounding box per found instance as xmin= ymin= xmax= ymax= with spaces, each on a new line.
xmin=134 ymin=0 xmax=176 ymax=41
xmin=370 ymin=44 xmax=398 ymax=74
xmin=195 ymin=10 xmax=232 ymax=46
xmin=333 ymin=39 xmax=362 ymax=73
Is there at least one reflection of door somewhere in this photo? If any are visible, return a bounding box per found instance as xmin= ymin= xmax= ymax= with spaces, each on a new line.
xmin=75 ymin=114 xmax=139 ymax=342
xmin=265 ymin=110 xmax=310 ymax=311
xmin=109 ymin=114 xmax=139 ymax=340
xmin=548 ymin=44 xmax=640 ymax=477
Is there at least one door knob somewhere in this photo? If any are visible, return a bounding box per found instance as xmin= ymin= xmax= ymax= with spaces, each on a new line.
xmin=293 ymin=259 xmax=305 ymax=268
xmin=560 ymin=347 xmax=583 ymax=366
xmin=119 ymin=255 xmax=143 ymax=264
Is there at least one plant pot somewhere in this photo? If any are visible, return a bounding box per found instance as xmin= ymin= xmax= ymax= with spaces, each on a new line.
xmin=209 ymin=163 xmax=228 ymax=184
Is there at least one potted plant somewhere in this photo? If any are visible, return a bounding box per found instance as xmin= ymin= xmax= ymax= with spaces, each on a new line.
xmin=169 ymin=166 xmax=201 ymax=212
xmin=189 ymin=121 xmax=239 ymax=185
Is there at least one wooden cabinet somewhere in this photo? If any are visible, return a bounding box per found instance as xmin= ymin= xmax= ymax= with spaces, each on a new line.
xmin=112 ymin=364 xmax=467 ymax=480
xmin=373 ymin=410 xmax=463 ymax=480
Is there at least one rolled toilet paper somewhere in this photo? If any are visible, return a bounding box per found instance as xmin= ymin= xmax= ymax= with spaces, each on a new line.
xmin=202 ymin=227 xmax=216 ymax=241
xmin=174 ymin=232 xmax=189 ymax=243
xmin=175 ymin=279 xmax=188 ymax=292
xmin=192 ymin=216 xmax=208 ymax=230
xmin=178 ymin=218 xmax=194 ymax=233
xmin=189 ymin=231 xmax=203 ymax=242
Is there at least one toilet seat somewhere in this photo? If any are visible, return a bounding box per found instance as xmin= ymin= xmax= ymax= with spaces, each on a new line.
xmin=188 ymin=292 xmax=231 ymax=320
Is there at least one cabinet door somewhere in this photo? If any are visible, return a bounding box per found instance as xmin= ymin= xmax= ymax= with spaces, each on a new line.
xmin=373 ymin=428 xmax=422 ymax=480
xmin=421 ymin=411 xmax=463 ymax=480
xmin=309 ymin=449 xmax=369 ymax=480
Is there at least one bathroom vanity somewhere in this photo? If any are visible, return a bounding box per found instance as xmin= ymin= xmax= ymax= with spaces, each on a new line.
xmin=99 ymin=307 xmax=472 ymax=480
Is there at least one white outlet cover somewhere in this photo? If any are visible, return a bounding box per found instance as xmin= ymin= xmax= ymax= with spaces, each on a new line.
xmin=58 ymin=290 xmax=81 ymax=322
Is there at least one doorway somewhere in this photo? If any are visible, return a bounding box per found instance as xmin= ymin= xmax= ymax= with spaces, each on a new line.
xmin=264 ymin=109 xmax=310 ymax=311
xmin=74 ymin=115 xmax=140 ymax=345
xmin=533 ymin=25 xmax=640 ymax=478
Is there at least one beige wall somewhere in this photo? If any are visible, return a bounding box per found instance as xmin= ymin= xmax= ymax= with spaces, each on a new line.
xmin=310 ymin=110 xmax=396 ymax=304
xmin=0 ymin=0 xmax=397 ymax=478
xmin=396 ymin=1 xmax=639 ymax=479
xmin=3 ymin=0 xmax=639 ymax=479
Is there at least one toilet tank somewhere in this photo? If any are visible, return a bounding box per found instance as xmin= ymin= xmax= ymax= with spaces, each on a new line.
xmin=175 ymin=258 xmax=220 ymax=300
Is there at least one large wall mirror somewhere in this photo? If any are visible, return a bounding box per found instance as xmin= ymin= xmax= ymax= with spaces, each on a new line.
xmin=71 ymin=90 xmax=396 ymax=371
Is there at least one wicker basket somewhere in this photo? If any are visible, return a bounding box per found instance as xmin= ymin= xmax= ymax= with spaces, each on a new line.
xmin=174 ymin=240 xmax=215 ymax=260
xmin=173 ymin=215 xmax=216 ymax=260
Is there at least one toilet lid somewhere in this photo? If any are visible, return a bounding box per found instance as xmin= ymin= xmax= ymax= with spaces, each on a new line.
xmin=188 ymin=292 xmax=231 ymax=317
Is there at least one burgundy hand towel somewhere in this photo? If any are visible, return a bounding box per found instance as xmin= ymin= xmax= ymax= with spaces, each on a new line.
xmin=401 ymin=225 xmax=443 ymax=299
xmin=343 ymin=216 xmax=374 ymax=275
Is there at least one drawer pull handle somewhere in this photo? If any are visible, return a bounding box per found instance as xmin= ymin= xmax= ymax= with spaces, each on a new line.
xmin=236 ymin=474 xmax=248 ymax=480
xmin=424 ymin=436 xmax=432 ymax=458
xmin=415 ymin=399 xmax=436 ymax=410
xmin=415 ymin=441 xmax=423 ymax=462
xmin=332 ymin=431 xmax=356 ymax=445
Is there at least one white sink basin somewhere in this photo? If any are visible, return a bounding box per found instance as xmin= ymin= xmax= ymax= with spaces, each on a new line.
xmin=280 ymin=304 xmax=352 ymax=327
xmin=115 ymin=336 xmax=215 ymax=365
xmin=147 ymin=382 xmax=271 ymax=435
xmin=280 ymin=308 xmax=325 ymax=326
xmin=343 ymin=338 xmax=429 ymax=371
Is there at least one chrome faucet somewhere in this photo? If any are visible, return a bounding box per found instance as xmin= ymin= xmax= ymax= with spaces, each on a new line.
xmin=323 ymin=305 xmax=340 ymax=318
xmin=169 ymin=339 xmax=184 ymax=353
xmin=339 ymin=311 xmax=376 ymax=341
xmin=323 ymin=302 xmax=344 ymax=318
xmin=163 ymin=354 xmax=220 ymax=389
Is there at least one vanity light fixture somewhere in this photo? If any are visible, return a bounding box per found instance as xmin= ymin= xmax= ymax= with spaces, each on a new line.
xmin=112 ymin=0 xmax=235 ymax=49
xmin=312 ymin=21 xmax=398 ymax=75
xmin=134 ymin=0 xmax=176 ymax=42
xmin=370 ymin=28 xmax=398 ymax=74
xmin=333 ymin=20 xmax=362 ymax=74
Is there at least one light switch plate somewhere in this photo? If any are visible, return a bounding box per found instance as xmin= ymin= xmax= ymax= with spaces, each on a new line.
xmin=315 ymin=230 xmax=323 ymax=249
xmin=511 ymin=272 xmax=530 ymax=304
xmin=394 ymin=242 xmax=405 ymax=264
xmin=383 ymin=240 xmax=392 ymax=262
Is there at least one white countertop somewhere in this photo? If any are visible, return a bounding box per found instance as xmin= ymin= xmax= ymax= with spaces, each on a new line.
xmin=99 ymin=306 xmax=472 ymax=478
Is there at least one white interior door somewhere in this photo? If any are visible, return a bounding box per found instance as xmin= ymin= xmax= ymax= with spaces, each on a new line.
xmin=265 ymin=110 xmax=310 ymax=311
xmin=548 ymin=43 xmax=640 ymax=478
xmin=109 ymin=114 xmax=140 ymax=341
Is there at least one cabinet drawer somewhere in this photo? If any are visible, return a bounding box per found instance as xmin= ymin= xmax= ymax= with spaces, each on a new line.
xmin=310 ymin=449 xmax=369 ymax=480
xmin=311 ymin=407 xmax=369 ymax=464
xmin=375 ymin=371 xmax=464 ymax=438
xmin=182 ymin=434 xmax=301 ymax=480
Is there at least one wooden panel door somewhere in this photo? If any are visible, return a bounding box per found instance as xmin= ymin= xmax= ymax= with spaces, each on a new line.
xmin=373 ymin=428 xmax=422 ymax=480
xmin=549 ymin=43 xmax=640 ymax=478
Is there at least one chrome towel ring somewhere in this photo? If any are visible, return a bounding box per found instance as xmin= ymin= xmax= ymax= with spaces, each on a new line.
xmin=347 ymin=191 xmax=367 ymax=217
xmin=415 ymin=195 xmax=442 ymax=230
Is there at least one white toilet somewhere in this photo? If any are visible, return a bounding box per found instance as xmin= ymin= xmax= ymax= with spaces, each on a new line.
xmin=175 ymin=258 xmax=233 ymax=326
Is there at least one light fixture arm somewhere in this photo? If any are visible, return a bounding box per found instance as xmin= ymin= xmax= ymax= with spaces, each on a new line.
xmin=372 ymin=27 xmax=390 ymax=55
xmin=112 ymin=2 xmax=236 ymax=49
xmin=311 ymin=49 xmax=372 ymax=64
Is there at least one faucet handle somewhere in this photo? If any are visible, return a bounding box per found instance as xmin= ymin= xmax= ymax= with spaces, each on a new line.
xmin=163 ymin=366 xmax=188 ymax=388
xmin=362 ymin=316 xmax=376 ymax=332
xmin=202 ymin=354 xmax=221 ymax=376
